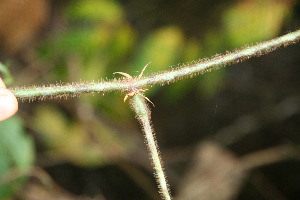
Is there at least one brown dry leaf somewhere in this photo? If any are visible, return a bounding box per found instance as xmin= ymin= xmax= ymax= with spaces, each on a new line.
xmin=176 ymin=141 xmax=246 ymax=200
xmin=176 ymin=141 xmax=296 ymax=200
xmin=17 ymin=179 xmax=104 ymax=200
xmin=0 ymin=0 xmax=49 ymax=55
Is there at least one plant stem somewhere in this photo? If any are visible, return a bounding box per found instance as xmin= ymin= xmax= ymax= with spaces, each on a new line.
xmin=11 ymin=29 xmax=300 ymax=101
xmin=130 ymin=95 xmax=172 ymax=200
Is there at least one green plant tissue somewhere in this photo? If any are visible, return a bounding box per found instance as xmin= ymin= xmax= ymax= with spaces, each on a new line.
xmin=0 ymin=116 xmax=35 ymax=198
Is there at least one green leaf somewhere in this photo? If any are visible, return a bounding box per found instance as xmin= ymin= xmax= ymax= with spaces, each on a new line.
xmin=132 ymin=26 xmax=185 ymax=73
xmin=32 ymin=105 xmax=131 ymax=167
xmin=0 ymin=62 xmax=14 ymax=86
xmin=0 ymin=116 xmax=35 ymax=198
xmin=222 ymin=0 xmax=292 ymax=47
xmin=66 ymin=0 xmax=123 ymax=23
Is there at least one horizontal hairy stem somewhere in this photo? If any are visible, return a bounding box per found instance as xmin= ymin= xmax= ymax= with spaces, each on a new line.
xmin=11 ymin=29 xmax=300 ymax=101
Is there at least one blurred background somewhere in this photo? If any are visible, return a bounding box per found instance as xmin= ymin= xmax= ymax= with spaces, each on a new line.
xmin=0 ymin=0 xmax=299 ymax=199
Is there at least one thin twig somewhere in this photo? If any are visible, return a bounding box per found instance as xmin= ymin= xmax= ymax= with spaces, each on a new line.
xmin=130 ymin=95 xmax=172 ymax=200
xmin=10 ymin=29 xmax=300 ymax=101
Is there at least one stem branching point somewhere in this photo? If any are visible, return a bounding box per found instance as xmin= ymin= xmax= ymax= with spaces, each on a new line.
xmin=114 ymin=63 xmax=155 ymax=106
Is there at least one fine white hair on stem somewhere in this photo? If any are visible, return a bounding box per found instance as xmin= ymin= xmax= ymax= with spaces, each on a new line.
xmin=130 ymin=95 xmax=172 ymax=200
xmin=10 ymin=30 xmax=300 ymax=101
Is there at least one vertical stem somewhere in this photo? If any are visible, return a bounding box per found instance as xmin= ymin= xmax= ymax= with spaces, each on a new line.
xmin=130 ymin=95 xmax=172 ymax=200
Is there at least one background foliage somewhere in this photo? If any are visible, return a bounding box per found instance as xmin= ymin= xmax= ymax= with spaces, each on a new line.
xmin=0 ymin=0 xmax=299 ymax=199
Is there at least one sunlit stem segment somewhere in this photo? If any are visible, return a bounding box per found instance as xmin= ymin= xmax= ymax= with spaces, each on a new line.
xmin=130 ymin=95 xmax=172 ymax=200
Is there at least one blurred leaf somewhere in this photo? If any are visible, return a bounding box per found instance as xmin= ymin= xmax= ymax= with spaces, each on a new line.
xmin=0 ymin=116 xmax=34 ymax=199
xmin=132 ymin=26 xmax=185 ymax=73
xmin=66 ymin=0 xmax=123 ymax=23
xmin=53 ymin=29 xmax=107 ymax=56
xmin=182 ymin=38 xmax=202 ymax=63
xmin=223 ymin=0 xmax=293 ymax=47
xmin=196 ymin=0 xmax=294 ymax=98
xmin=108 ymin=24 xmax=136 ymax=61
xmin=0 ymin=62 xmax=14 ymax=86
xmin=33 ymin=105 xmax=69 ymax=149
xmin=32 ymin=105 xmax=132 ymax=167
xmin=38 ymin=0 xmax=135 ymax=81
